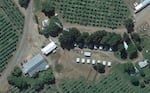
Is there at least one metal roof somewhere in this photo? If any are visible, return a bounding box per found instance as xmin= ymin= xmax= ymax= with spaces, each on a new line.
xmin=84 ymin=51 xmax=92 ymax=57
xmin=135 ymin=0 xmax=150 ymax=12
xmin=22 ymin=54 xmax=49 ymax=77
xmin=41 ymin=42 xmax=57 ymax=55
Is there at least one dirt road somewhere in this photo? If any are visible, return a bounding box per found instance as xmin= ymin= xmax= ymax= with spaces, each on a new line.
xmin=0 ymin=1 xmax=34 ymax=91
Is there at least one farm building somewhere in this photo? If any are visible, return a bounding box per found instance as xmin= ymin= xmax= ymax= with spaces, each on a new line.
xmin=41 ymin=41 xmax=57 ymax=55
xmin=84 ymin=51 xmax=92 ymax=57
xmin=42 ymin=19 xmax=49 ymax=27
xmin=123 ymin=41 xmax=128 ymax=50
xmin=22 ymin=54 xmax=49 ymax=77
xmin=138 ymin=59 xmax=149 ymax=68
xmin=134 ymin=0 xmax=150 ymax=13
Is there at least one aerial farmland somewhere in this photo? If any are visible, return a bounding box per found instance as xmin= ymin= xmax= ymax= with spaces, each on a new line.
xmin=0 ymin=0 xmax=150 ymax=93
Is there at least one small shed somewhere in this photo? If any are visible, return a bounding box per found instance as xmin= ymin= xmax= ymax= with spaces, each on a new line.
xmin=102 ymin=61 xmax=106 ymax=66
xmin=76 ymin=58 xmax=80 ymax=63
xmin=107 ymin=61 xmax=112 ymax=67
xmin=84 ymin=51 xmax=92 ymax=57
xmin=81 ymin=58 xmax=85 ymax=63
xmin=138 ymin=60 xmax=149 ymax=68
xmin=92 ymin=60 xmax=96 ymax=64
xmin=99 ymin=46 xmax=103 ymax=50
xmin=86 ymin=59 xmax=91 ymax=64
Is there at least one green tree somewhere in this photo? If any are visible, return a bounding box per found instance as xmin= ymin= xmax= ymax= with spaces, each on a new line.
xmin=59 ymin=28 xmax=81 ymax=49
xmin=12 ymin=67 xmax=22 ymax=77
xmin=124 ymin=63 xmax=135 ymax=74
xmin=32 ymin=80 xmax=44 ymax=91
xmin=127 ymin=44 xmax=138 ymax=59
xmin=19 ymin=0 xmax=30 ymax=8
xmin=130 ymin=77 xmax=139 ymax=86
xmin=76 ymin=32 xmax=89 ymax=48
xmin=131 ymin=33 xmax=142 ymax=51
xmin=42 ymin=0 xmax=55 ymax=17
xmin=40 ymin=16 xmax=62 ymax=37
xmin=93 ymin=63 xmax=105 ymax=73
xmin=124 ymin=18 xmax=134 ymax=33
xmin=123 ymin=33 xmax=131 ymax=43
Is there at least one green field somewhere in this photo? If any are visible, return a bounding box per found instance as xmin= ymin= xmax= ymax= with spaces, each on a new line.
xmin=58 ymin=64 xmax=150 ymax=93
xmin=54 ymin=0 xmax=130 ymax=29
xmin=0 ymin=0 xmax=24 ymax=73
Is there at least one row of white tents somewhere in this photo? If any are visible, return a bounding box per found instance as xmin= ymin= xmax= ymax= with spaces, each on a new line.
xmin=75 ymin=58 xmax=112 ymax=67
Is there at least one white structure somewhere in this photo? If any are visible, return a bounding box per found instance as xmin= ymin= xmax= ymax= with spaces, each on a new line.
xmin=84 ymin=51 xmax=92 ymax=57
xmin=97 ymin=60 xmax=101 ymax=63
xmin=102 ymin=61 xmax=106 ymax=66
xmin=41 ymin=42 xmax=57 ymax=55
xmin=76 ymin=58 xmax=80 ymax=63
xmin=86 ymin=59 xmax=91 ymax=64
xmin=42 ymin=19 xmax=49 ymax=27
xmin=94 ymin=45 xmax=98 ymax=50
xmin=107 ymin=61 xmax=112 ymax=67
xmin=123 ymin=41 xmax=128 ymax=50
xmin=92 ymin=60 xmax=96 ymax=64
xmin=81 ymin=58 xmax=85 ymax=63
xmin=99 ymin=46 xmax=103 ymax=50
xmin=134 ymin=0 xmax=150 ymax=13
xmin=138 ymin=60 xmax=149 ymax=68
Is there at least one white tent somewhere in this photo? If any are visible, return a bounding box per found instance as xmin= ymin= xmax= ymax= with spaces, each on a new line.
xmin=135 ymin=0 xmax=150 ymax=13
xmin=76 ymin=58 xmax=80 ymax=63
xmin=84 ymin=51 xmax=92 ymax=57
xmin=92 ymin=60 xmax=96 ymax=64
xmin=81 ymin=58 xmax=85 ymax=63
xmin=102 ymin=61 xmax=106 ymax=66
xmin=41 ymin=42 xmax=57 ymax=55
xmin=123 ymin=41 xmax=128 ymax=50
xmin=86 ymin=59 xmax=91 ymax=64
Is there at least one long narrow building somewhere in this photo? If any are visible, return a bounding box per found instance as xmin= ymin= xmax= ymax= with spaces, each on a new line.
xmin=135 ymin=0 xmax=150 ymax=13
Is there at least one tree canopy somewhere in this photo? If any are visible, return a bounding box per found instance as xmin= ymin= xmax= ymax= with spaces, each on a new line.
xmin=40 ymin=16 xmax=62 ymax=37
xmin=19 ymin=0 xmax=30 ymax=8
xmin=42 ymin=0 xmax=55 ymax=17
xmin=124 ymin=18 xmax=134 ymax=33
xmin=59 ymin=28 xmax=81 ymax=49
xmin=93 ymin=63 xmax=105 ymax=73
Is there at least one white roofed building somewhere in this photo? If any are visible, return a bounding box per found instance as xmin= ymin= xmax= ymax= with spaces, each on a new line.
xmin=84 ymin=52 xmax=92 ymax=57
xmin=134 ymin=0 xmax=150 ymax=13
xmin=138 ymin=60 xmax=149 ymax=68
xmin=41 ymin=42 xmax=57 ymax=55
